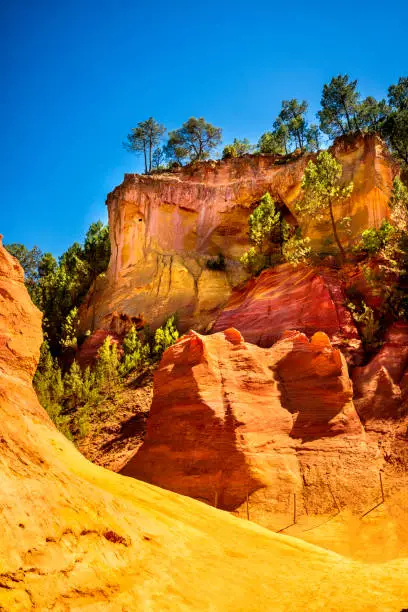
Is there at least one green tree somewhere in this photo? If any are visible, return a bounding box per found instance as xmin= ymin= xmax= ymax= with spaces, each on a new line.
xmin=357 ymin=96 xmax=390 ymax=132
xmin=306 ymin=124 xmax=321 ymax=152
xmin=222 ymin=138 xmax=252 ymax=159
xmin=240 ymin=193 xmax=282 ymax=273
xmin=60 ymin=306 xmax=79 ymax=350
xmin=258 ymin=124 xmax=289 ymax=155
xmin=83 ymin=221 xmax=111 ymax=283
xmin=4 ymin=243 xmax=42 ymax=303
xmin=124 ymin=117 xmax=166 ymax=173
xmin=299 ymin=151 xmax=354 ymax=262
xmin=38 ymin=252 xmax=57 ymax=278
xmin=33 ymin=341 xmax=65 ymax=423
xmin=119 ymin=325 xmax=151 ymax=375
xmin=318 ymin=74 xmax=361 ymax=138
xmin=278 ymin=99 xmax=309 ymax=150
xmin=95 ymin=336 xmax=119 ymax=387
xmin=63 ymin=361 xmax=85 ymax=409
xmin=388 ymin=77 xmax=408 ymax=111
xmin=166 ymin=117 xmax=222 ymax=163
xmin=381 ymin=78 xmax=408 ymax=170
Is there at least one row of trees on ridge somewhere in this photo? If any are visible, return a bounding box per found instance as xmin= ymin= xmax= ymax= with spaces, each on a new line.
xmin=124 ymin=75 xmax=408 ymax=173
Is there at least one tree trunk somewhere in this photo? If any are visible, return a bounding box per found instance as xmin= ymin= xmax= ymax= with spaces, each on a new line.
xmin=329 ymin=199 xmax=345 ymax=263
xmin=143 ymin=144 xmax=147 ymax=174
xmin=149 ymin=137 xmax=153 ymax=173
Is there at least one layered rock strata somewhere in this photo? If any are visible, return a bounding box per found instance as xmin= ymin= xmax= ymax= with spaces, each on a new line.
xmin=80 ymin=134 xmax=395 ymax=335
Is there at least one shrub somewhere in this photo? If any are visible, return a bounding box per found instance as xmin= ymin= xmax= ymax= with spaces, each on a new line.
xmin=347 ymin=300 xmax=381 ymax=351
xmin=282 ymin=231 xmax=311 ymax=265
xmin=119 ymin=325 xmax=151 ymax=376
xmin=95 ymin=336 xmax=119 ymax=387
xmin=358 ymin=220 xmax=394 ymax=255
xmin=154 ymin=315 xmax=179 ymax=358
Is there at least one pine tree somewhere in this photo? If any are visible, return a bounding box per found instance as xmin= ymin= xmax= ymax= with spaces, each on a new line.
xmin=299 ymin=151 xmax=353 ymax=263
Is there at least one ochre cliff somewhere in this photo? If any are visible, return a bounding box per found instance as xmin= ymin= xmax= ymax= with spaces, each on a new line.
xmin=79 ymin=134 xmax=395 ymax=335
xmin=4 ymin=240 xmax=408 ymax=610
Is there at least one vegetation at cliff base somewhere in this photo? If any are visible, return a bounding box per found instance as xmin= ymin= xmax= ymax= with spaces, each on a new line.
xmin=34 ymin=316 xmax=179 ymax=440
xmin=6 ymin=220 xmax=110 ymax=353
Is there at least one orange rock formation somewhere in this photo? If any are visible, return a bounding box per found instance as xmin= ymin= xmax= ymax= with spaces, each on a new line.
xmin=212 ymin=263 xmax=362 ymax=363
xmin=80 ymin=134 xmax=395 ymax=335
xmin=2 ymin=237 xmax=408 ymax=608
xmin=122 ymin=328 xmax=389 ymax=519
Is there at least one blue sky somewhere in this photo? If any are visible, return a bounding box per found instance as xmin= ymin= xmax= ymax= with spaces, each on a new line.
xmin=1 ymin=0 xmax=407 ymax=256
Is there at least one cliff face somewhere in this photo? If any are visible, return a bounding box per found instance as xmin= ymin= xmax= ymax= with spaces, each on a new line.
xmin=80 ymin=134 xmax=395 ymax=335
xmin=4 ymin=239 xmax=408 ymax=610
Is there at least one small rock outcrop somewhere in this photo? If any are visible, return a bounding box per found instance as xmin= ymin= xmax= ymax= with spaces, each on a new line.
xmin=122 ymin=328 xmax=383 ymax=517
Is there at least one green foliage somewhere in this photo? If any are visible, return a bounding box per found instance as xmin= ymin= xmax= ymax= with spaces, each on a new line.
xmin=12 ymin=221 xmax=110 ymax=353
xmin=347 ymin=300 xmax=381 ymax=351
xmin=299 ymin=151 xmax=353 ymax=262
xmin=358 ymin=96 xmax=390 ymax=132
xmin=84 ymin=221 xmax=111 ymax=282
xmin=281 ymin=229 xmax=311 ymax=265
xmin=278 ymin=99 xmax=309 ymax=150
xmin=124 ymin=117 xmax=166 ymax=173
xmin=60 ymin=306 xmax=79 ymax=349
xmin=153 ymin=315 xmax=179 ymax=358
xmin=258 ymin=129 xmax=288 ymax=155
xmin=389 ymin=177 xmax=408 ymax=229
xmin=222 ymin=138 xmax=252 ymax=159
xmin=95 ymin=336 xmax=120 ymax=386
xmin=240 ymin=247 xmax=267 ymax=275
xmin=358 ymin=220 xmax=395 ymax=255
xmin=4 ymin=243 xmax=43 ymax=304
xmin=248 ymin=193 xmax=281 ymax=249
xmin=318 ymin=74 xmax=361 ymax=137
xmin=306 ymin=124 xmax=321 ymax=152
xmin=33 ymin=342 xmax=68 ymax=434
xmin=206 ymin=253 xmax=226 ymax=271
xmin=166 ymin=117 xmax=222 ymax=163
xmin=240 ymin=193 xmax=309 ymax=273
xmin=119 ymin=325 xmax=151 ymax=376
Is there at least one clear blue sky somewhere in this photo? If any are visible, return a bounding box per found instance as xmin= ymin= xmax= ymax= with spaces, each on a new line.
xmin=1 ymin=0 xmax=407 ymax=256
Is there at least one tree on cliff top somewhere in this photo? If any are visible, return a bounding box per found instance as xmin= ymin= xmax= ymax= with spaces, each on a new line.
xmin=166 ymin=117 xmax=222 ymax=163
xmin=124 ymin=117 xmax=166 ymax=173
xmin=381 ymin=77 xmax=408 ymax=170
xmin=298 ymin=151 xmax=353 ymax=263
xmin=278 ymin=99 xmax=309 ymax=150
xmin=318 ymin=74 xmax=361 ymax=138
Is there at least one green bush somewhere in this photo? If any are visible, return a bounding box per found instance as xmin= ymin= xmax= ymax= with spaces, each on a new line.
xmin=119 ymin=325 xmax=151 ymax=376
xmin=154 ymin=315 xmax=179 ymax=358
xmin=358 ymin=220 xmax=394 ymax=255
xmin=347 ymin=300 xmax=381 ymax=351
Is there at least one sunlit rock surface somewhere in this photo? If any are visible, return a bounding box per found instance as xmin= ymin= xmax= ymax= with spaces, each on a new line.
xmin=79 ymin=134 xmax=395 ymax=335
xmin=212 ymin=263 xmax=362 ymax=363
xmin=1 ymin=240 xmax=408 ymax=610
xmin=121 ymin=328 xmax=382 ymax=517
